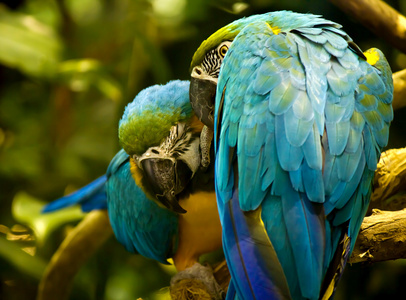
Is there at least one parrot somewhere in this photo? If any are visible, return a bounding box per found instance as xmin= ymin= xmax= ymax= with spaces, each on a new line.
xmin=188 ymin=11 xmax=393 ymax=300
xmin=43 ymin=80 xmax=222 ymax=272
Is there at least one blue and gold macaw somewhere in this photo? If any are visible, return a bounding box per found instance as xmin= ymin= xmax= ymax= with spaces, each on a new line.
xmin=43 ymin=80 xmax=222 ymax=271
xmin=188 ymin=11 xmax=393 ymax=299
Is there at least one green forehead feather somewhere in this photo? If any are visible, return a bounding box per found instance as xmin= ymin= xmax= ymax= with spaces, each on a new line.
xmin=118 ymin=80 xmax=192 ymax=156
xmin=190 ymin=23 xmax=240 ymax=69
xmin=119 ymin=107 xmax=186 ymax=156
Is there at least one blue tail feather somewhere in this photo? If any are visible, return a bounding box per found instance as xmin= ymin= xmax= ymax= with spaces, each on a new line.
xmin=42 ymin=175 xmax=107 ymax=213
xmin=221 ymin=189 xmax=291 ymax=299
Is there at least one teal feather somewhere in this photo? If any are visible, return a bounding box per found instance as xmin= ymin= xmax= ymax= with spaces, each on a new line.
xmin=324 ymin=42 xmax=346 ymax=58
xmin=302 ymin=162 xmax=324 ymax=203
xmin=289 ymin=58 xmax=306 ymax=89
xmin=337 ymin=50 xmax=360 ymax=69
xmin=284 ymin=106 xmax=313 ymax=147
xmin=302 ymin=123 xmax=323 ymax=171
xmin=322 ymin=30 xmax=348 ymax=50
xmin=269 ymin=76 xmax=298 ymax=115
xmin=253 ymin=61 xmax=281 ymax=95
xmin=295 ymin=27 xmax=323 ymax=35
xmin=260 ymin=133 xmax=277 ymax=191
xmin=275 ymin=114 xmax=304 ymax=171
xmin=326 ymin=120 xmax=350 ymax=155
xmin=281 ymin=182 xmax=325 ymax=299
xmin=377 ymin=101 xmax=394 ymax=123
xmin=325 ymin=101 xmax=347 ymax=123
xmin=375 ymin=124 xmax=390 ymax=148
xmin=289 ymin=169 xmax=305 ymax=193
xmin=324 ymin=26 xmax=348 ymax=38
xmin=346 ymin=126 xmax=362 ymax=153
xmin=300 ymin=32 xmax=327 ymax=44
xmin=363 ymin=126 xmax=379 ymax=171
xmin=262 ymin=195 xmax=302 ymax=299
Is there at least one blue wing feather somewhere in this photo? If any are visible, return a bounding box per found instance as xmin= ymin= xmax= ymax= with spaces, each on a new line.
xmin=106 ymin=151 xmax=178 ymax=263
xmin=42 ymin=175 xmax=107 ymax=213
xmin=221 ymin=189 xmax=292 ymax=299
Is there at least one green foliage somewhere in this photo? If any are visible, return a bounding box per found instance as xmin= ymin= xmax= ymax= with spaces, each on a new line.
xmin=11 ymin=192 xmax=84 ymax=246
xmin=0 ymin=5 xmax=62 ymax=78
xmin=0 ymin=0 xmax=405 ymax=300
xmin=0 ymin=236 xmax=47 ymax=281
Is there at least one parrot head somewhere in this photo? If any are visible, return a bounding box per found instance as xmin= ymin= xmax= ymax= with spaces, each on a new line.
xmin=119 ymin=80 xmax=203 ymax=214
xmin=189 ymin=15 xmax=262 ymax=128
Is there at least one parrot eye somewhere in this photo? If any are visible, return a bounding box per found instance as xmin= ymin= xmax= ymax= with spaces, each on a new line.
xmin=219 ymin=45 xmax=229 ymax=57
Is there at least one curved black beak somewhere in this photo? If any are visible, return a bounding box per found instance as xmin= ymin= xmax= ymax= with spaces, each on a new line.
xmin=190 ymin=76 xmax=217 ymax=129
xmin=141 ymin=158 xmax=192 ymax=214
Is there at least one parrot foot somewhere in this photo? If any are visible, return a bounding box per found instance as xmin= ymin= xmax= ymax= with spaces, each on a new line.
xmin=200 ymin=126 xmax=214 ymax=170
xmin=170 ymin=262 xmax=224 ymax=300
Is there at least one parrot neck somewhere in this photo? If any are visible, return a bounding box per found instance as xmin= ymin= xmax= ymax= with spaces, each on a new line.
xmin=172 ymin=190 xmax=222 ymax=271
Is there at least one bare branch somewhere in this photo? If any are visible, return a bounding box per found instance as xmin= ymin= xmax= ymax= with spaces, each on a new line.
xmin=329 ymin=0 xmax=406 ymax=53
xmin=350 ymin=209 xmax=406 ymax=263
xmin=370 ymin=148 xmax=406 ymax=211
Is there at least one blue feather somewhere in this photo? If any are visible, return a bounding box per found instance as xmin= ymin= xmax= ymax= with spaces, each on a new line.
xmin=302 ymin=123 xmax=323 ymax=171
xmin=42 ymin=175 xmax=107 ymax=213
xmin=275 ymin=114 xmax=304 ymax=171
xmin=280 ymin=180 xmax=325 ymax=298
xmin=325 ymin=120 xmax=350 ymax=155
xmin=221 ymin=189 xmax=292 ymax=299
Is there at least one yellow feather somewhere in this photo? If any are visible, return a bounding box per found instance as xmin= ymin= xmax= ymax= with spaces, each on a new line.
xmin=266 ymin=23 xmax=281 ymax=35
xmin=364 ymin=49 xmax=379 ymax=66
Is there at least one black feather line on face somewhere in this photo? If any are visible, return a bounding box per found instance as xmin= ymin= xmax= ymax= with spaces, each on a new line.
xmin=170 ymin=124 xmax=197 ymax=159
xmin=201 ymin=48 xmax=222 ymax=78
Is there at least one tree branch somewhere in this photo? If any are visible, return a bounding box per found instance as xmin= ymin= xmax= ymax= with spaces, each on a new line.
xmin=329 ymin=0 xmax=406 ymax=53
xmin=350 ymin=209 xmax=406 ymax=263
xmin=370 ymin=148 xmax=406 ymax=211
xmin=393 ymin=69 xmax=406 ymax=111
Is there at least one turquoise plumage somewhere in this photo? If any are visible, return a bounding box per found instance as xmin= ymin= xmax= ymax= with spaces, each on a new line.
xmin=106 ymin=149 xmax=179 ymax=262
xmin=190 ymin=11 xmax=393 ymax=299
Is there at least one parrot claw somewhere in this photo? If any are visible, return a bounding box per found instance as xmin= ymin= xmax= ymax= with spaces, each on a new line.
xmin=170 ymin=262 xmax=225 ymax=300
xmin=200 ymin=125 xmax=214 ymax=170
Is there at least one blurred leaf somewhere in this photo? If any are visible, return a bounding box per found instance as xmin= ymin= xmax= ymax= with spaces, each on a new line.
xmin=22 ymin=0 xmax=61 ymax=29
xmin=11 ymin=192 xmax=85 ymax=245
xmin=65 ymin=0 xmax=103 ymax=25
xmin=0 ymin=235 xmax=47 ymax=280
xmin=0 ymin=5 xmax=62 ymax=78
xmin=58 ymin=59 xmax=122 ymax=102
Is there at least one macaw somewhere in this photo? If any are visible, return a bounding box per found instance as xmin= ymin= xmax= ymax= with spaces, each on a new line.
xmin=188 ymin=11 xmax=393 ymax=300
xmin=43 ymin=80 xmax=222 ymax=271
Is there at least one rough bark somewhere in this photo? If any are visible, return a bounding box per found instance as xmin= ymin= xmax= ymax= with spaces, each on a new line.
xmin=370 ymin=148 xmax=406 ymax=211
xmin=350 ymin=209 xmax=406 ymax=263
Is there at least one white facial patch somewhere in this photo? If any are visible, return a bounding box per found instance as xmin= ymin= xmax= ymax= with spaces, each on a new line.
xmin=135 ymin=122 xmax=201 ymax=176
